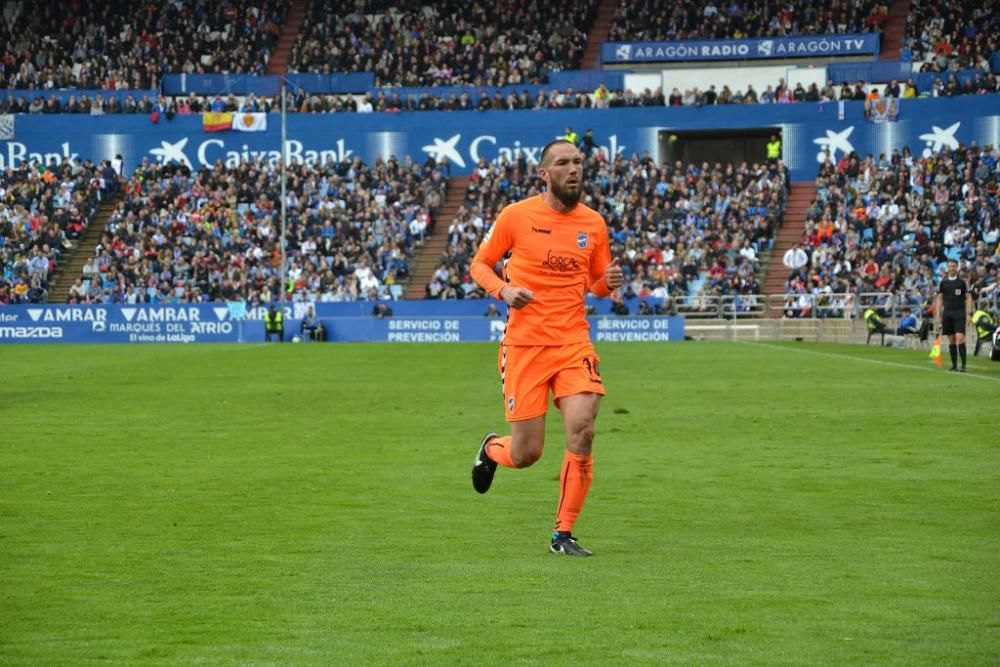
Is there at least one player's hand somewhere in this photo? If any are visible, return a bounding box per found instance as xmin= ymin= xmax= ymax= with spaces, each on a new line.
xmin=604 ymin=257 xmax=624 ymax=290
xmin=500 ymin=285 xmax=534 ymax=309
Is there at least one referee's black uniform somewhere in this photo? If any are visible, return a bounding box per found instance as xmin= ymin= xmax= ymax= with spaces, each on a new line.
xmin=938 ymin=273 xmax=970 ymax=370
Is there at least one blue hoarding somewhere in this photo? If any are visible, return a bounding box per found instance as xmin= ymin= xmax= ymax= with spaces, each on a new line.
xmin=0 ymin=304 xmax=685 ymax=344
xmin=1 ymin=96 xmax=997 ymax=183
xmin=603 ymin=33 xmax=880 ymax=64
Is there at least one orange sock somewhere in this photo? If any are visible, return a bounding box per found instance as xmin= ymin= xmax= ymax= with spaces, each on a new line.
xmin=554 ymin=451 xmax=593 ymax=533
xmin=485 ymin=435 xmax=516 ymax=468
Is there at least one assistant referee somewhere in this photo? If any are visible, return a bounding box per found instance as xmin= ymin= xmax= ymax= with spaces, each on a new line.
xmin=934 ymin=259 xmax=974 ymax=372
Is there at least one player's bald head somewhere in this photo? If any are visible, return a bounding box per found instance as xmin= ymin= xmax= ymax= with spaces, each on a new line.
xmin=540 ymin=139 xmax=579 ymax=167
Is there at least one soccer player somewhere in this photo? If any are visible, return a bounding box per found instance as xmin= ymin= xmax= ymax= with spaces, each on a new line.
xmin=934 ymin=259 xmax=974 ymax=372
xmin=469 ymin=139 xmax=624 ymax=557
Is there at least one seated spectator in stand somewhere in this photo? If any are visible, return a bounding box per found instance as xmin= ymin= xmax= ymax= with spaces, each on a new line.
xmin=373 ymin=301 xmax=393 ymax=318
xmin=896 ymin=307 xmax=919 ymax=335
xmin=611 ymin=297 xmax=630 ymax=315
xmin=300 ymin=304 xmax=325 ymax=341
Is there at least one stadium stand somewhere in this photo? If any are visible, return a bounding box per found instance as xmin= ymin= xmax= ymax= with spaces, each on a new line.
xmin=778 ymin=143 xmax=1000 ymax=315
xmin=70 ymin=156 xmax=445 ymax=304
xmin=0 ymin=0 xmax=994 ymax=113
xmin=608 ymin=0 xmax=888 ymax=42
xmin=0 ymin=0 xmax=291 ymax=90
xmin=0 ymin=0 xmax=995 ymax=112
xmin=428 ymin=155 xmax=787 ymax=301
xmin=0 ymin=0 xmax=995 ymax=316
xmin=1 ymin=161 xmax=104 ymax=304
xmin=288 ymin=0 xmax=599 ymax=86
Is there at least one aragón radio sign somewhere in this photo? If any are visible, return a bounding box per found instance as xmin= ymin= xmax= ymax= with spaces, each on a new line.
xmin=604 ymin=33 xmax=880 ymax=63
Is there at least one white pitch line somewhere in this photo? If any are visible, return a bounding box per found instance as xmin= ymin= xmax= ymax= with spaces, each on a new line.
xmin=739 ymin=341 xmax=1000 ymax=383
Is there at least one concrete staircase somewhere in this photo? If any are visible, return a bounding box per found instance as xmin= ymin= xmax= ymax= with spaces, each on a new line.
xmin=403 ymin=176 xmax=470 ymax=299
xmin=49 ymin=198 xmax=118 ymax=302
xmin=265 ymin=0 xmax=307 ymax=76
xmin=761 ymin=183 xmax=816 ymax=306
xmin=580 ymin=0 xmax=618 ymax=70
xmin=879 ymin=0 xmax=911 ymax=60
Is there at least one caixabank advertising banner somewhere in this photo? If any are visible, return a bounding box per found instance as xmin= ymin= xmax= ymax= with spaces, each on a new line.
xmin=1 ymin=96 xmax=998 ymax=182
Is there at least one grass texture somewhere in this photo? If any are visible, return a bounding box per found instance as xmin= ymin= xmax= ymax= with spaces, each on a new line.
xmin=1 ymin=341 xmax=997 ymax=665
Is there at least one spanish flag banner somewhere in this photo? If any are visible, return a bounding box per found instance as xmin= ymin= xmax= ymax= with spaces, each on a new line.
xmin=203 ymin=112 xmax=233 ymax=132
xmin=232 ymin=112 xmax=267 ymax=132
xmin=929 ymin=335 xmax=943 ymax=367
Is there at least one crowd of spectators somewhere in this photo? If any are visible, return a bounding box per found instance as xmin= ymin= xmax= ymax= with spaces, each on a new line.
xmin=0 ymin=0 xmax=290 ymax=90
xmin=67 ymin=154 xmax=444 ymax=305
xmin=7 ymin=60 xmax=999 ymax=119
xmin=289 ymin=0 xmax=597 ymax=86
xmin=0 ymin=92 xmax=172 ymax=115
xmin=781 ymin=142 xmax=999 ymax=317
xmin=668 ymin=73 xmax=1000 ymax=109
xmin=609 ymin=0 xmax=888 ymax=42
xmin=4 ymin=0 xmax=1000 ymax=103
xmin=428 ymin=152 xmax=787 ymax=304
xmin=7 ymin=70 xmax=997 ymax=117
xmin=0 ymin=160 xmax=104 ymax=304
xmin=906 ymin=0 xmax=1000 ymax=74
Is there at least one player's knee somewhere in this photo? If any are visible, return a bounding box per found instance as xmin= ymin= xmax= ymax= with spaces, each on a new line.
xmin=569 ymin=423 xmax=595 ymax=454
xmin=511 ymin=447 xmax=541 ymax=468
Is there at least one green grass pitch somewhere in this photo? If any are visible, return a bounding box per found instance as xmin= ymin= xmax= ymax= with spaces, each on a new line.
xmin=1 ymin=341 xmax=997 ymax=665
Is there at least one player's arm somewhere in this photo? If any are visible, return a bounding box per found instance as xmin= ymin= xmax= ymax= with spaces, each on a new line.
xmin=966 ymin=288 xmax=974 ymax=326
xmin=470 ymin=209 xmax=533 ymax=308
xmin=587 ymin=227 xmax=622 ymax=297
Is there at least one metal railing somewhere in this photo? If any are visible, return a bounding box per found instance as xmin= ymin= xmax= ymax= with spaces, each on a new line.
xmin=640 ymin=291 xmax=996 ymax=321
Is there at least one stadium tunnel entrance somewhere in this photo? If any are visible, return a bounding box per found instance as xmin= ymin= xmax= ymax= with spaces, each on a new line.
xmin=658 ymin=129 xmax=777 ymax=167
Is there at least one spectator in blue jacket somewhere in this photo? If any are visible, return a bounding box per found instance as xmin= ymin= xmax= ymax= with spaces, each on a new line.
xmin=896 ymin=307 xmax=918 ymax=335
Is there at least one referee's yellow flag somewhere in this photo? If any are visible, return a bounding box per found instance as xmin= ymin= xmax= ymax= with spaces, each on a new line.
xmin=929 ymin=335 xmax=943 ymax=366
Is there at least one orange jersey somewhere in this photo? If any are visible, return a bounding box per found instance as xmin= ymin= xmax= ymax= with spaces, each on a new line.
xmin=470 ymin=195 xmax=612 ymax=346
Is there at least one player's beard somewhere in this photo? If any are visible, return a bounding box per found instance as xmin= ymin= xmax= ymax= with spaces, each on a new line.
xmin=550 ymin=179 xmax=581 ymax=208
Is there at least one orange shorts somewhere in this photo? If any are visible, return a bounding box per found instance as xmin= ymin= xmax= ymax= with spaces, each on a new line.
xmin=498 ymin=340 xmax=606 ymax=422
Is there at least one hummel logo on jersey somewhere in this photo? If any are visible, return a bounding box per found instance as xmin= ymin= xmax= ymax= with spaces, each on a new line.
xmin=531 ymin=226 xmax=551 ymax=234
